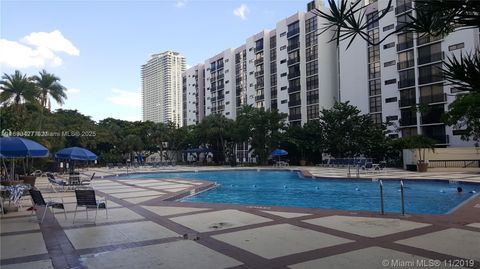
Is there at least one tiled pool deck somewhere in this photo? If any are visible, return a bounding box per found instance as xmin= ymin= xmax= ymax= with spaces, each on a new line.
xmin=1 ymin=166 xmax=479 ymax=269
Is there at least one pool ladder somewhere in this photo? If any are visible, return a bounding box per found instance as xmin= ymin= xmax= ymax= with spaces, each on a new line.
xmin=379 ymin=180 xmax=405 ymax=215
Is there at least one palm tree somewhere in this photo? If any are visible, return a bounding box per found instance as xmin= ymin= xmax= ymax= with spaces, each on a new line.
xmin=32 ymin=69 xmax=67 ymax=110
xmin=0 ymin=70 xmax=39 ymax=112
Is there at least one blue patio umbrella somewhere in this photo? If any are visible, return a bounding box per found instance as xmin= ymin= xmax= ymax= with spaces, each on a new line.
xmin=0 ymin=137 xmax=49 ymax=180
xmin=0 ymin=137 xmax=49 ymax=158
xmin=271 ymin=148 xmax=288 ymax=156
xmin=54 ymin=147 xmax=97 ymax=161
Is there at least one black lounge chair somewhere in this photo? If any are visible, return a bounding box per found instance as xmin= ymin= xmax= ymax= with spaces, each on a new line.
xmin=29 ymin=189 xmax=66 ymax=223
xmin=73 ymin=189 xmax=108 ymax=223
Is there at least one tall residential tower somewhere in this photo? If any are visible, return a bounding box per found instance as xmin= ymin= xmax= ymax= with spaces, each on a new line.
xmin=142 ymin=51 xmax=186 ymax=125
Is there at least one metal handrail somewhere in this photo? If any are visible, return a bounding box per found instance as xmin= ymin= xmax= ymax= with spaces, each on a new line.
xmin=379 ymin=180 xmax=384 ymax=215
xmin=400 ymin=180 xmax=405 ymax=215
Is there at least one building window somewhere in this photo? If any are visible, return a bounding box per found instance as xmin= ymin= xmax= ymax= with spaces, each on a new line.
xmin=281 ymin=86 xmax=287 ymax=91
xmin=306 ymin=60 xmax=318 ymax=76
xmin=369 ymin=62 xmax=380 ymax=79
xmin=306 ymin=75 xmax=319 ymax=90
xmin=384 ymin=60 xmax=396 ymax=67
xmin=385 ymin=79 xmax=397 ymax=85
xmin=385 ymin=97 xmax=397 ymax=103
xmin=383 ymin=42 xmax=395 ymax=49
xmin=305 ymin=16 xmax=317 ymax=33
xmin=369 ymin=96 xmax=382 ymax=112
xmin=307 ymin=105 xmax=319 ymax=120
xmin=399 ymin=68 xmax=415 ymax=88
xmin=398 ymin=50 xmax=415 ymax=69
xmin=281 ymin=99 xmax=287 ymax=104
xmin=280 ymin=73 xmax=287 ymax=77
xmin=383 ymin=24 xmax=394 ymax=31
xmin=448 ymin=43 xmax=464 ymax=51
xmin=419 ymin=83 xmax=444 ymax=104
xmin=386 ymin=115 xmax=398 ymax=121
xmin=368 ymin=45 xmax=380 ymax=63
xmin=280 ymin=59 xmax=286 ymax=64
xmin=307 ymin=90 xmax=319 ymax=104
xmin=280 ymin=32 xmax=286 ymax=37
xmin=418 ymin=63 xmax=443 ymax=84
xmin=369 ymin=79 xmax=381 ymax=96
xmin=366 ymin=12 xmax=379 ymax=30
xmin=280 ymin=45 xmax=287 ymax=50
xmin=370 ymin=113 xmax=382 ymax=124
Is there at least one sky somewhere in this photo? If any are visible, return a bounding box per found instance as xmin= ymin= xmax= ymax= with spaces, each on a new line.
xmin=1 ymin=0 xmax=316 ymax=122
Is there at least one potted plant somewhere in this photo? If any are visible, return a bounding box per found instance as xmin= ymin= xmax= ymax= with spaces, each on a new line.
xmin=394 ymin=135 xmax=436 ymax=172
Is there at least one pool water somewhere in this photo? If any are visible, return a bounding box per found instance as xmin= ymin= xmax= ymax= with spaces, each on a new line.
xmin=119 ymin=170 xmax=479 ymax=214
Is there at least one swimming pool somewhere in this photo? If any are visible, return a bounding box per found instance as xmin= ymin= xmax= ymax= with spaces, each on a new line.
xmin=119 ymin=170 xmax=479 ymax=214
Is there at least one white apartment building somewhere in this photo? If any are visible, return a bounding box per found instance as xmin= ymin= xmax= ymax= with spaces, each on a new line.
xmin=142 ymin=51 xmax=186 ymax=125
xmin=339 ymin=0 xmax=479 ymax=147
xmin=183 ymin=0 xmax=338 ymax=126
xmin=182 ymin=64 xmax=205 ymax=126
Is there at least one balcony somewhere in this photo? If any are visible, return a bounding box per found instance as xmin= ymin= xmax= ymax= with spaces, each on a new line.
xmin=217 ymin=94 xmax=225 ymax=100
xmin=427 ymin=134 xmax=449 ymax=145
xmin=287 ymin=58 xmax=300 ymax=66
xmin=217 ymin=64 xmax=224 ymax=70
xmin=418 ymin=52 xmax=444 ymax=65
xmin=271 ymin=90 xmax=277 ymax=99
xmin=289 ymin=114 xmax=302 ymax=121
xmin=418 ymin=74 xmax=443 ymax=85
xmin=397 ymin=60 xmax=414 ymax=70
xmin=287 ymin=28 xmax=300 ymax=38
xmin=254 ymin=46 xmax=264 ymax=53
xmin=398 ymin=98 xmax=416 ymax=108
xmin=217 ymin=73 xmax=224 ymax=80
xmin=254 ymin=70 xmax=264 ymax=77
xmin=210 ymin=66 xmax=216 ymax=72
xmin=255 ymin=84 xmax=264 ymax=90
xmin=399 ymin=117 xmax=417 ymax=127
xmin=287 ymin=43 xmax=300 ymax=52
xmin=396 ymin=41 xmax=413 ymax=51
xmin=417 ymin=34 xmax=443 ymax=46
xmin=254 ymin=58 xmax=264 ymax=65
xmin=288 ymin=99 xmax=301 ymax=107
xmin=419 ymin=93 xmax=447 ymax=104
xmin=287 ymin=72 xmax=300 ymax=79
xmin=288 ymin=86 xmax=301 ymax=93
xmin=255 ymin=95 xmax=264 ymax=101
xmin=398 ymin=78 xmax=416 ymax=89
xmin=421 ymin=113 xmax=444 ymax=125
xmin=217 ymin=84 xmax=224 ymax=90
xmin=395 ymin=2 xmax=412 ymax=15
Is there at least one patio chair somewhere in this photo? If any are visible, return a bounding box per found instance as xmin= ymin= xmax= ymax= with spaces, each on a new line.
xmin=79 ymin=173 xmax=96 ymax=187
xmin=73 ymin=189 xmax=108 ymax=223
xmin=29 ymin=189 xmax=66 ymax=224
xmin=47 ymin=174 xmax=68 ymax=192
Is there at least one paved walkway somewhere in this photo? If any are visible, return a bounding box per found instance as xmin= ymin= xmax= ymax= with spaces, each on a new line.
xmin=1 ymin=167 xmax=479 ymax=269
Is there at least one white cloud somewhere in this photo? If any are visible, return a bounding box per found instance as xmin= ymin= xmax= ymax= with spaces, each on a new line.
xmin=107 ymin=88 xmax=141 ymax=108
xmin=0 ymin=30 xmax=79 ymax=69
xmin=175 ymin=0 xmax=187 ymax=8
xmin=234 ymin=4 xmax=249 ymax=20
xmin=66 ymin=88 xmax=81 ymax=94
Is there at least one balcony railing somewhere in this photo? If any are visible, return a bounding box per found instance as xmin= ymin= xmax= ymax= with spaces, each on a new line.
xmin=288 ymin=86 xmax=301 ymax=93
xmin=271 ymin=90 xmax=277 ymax=99
xmin=418 ymin=52 xmax=445 ymax=65
xmin=254 ymin=70 xmax=264 ymax=77
xmin=398 ymin=98 xmax=416 ymax=108
xmin=255 ymin=95 xmax=264 ymax=101
xmin=421 ymin=113 xmax=444 ymax=124
xmin=287 ymin=43 xmax=300 ymax=52
xmin=288 ymin=99 xmax=301 ymax=107
xmin=254 ymin=58 xmax=264 ymax=65
xmin=211 ymin=97 xmax=216 ymax=102
xmin=287 ymin=58 xmax=300 ymax=66
xmin=419 ymin=93 xmax=447 ymax=104
xmin=255 ymin=84 xmax=264 ymax=90
xmin=217 ymin=94 xmax=225 ymax=100
xmin=397 ymin=60 xmax=414 ymax=70
xmin=288 ymin=114 xmax=302 ymax=121
xmin=417 ymin=34 xmax=443 ymax=46
xmin=287 ymin=28 xmax=300 ymax=38
xmin=427 ymin=134 xmax=449 ymax=145
xmin=217 ymin=105 xmax=225 ymax=110
xmin=396 ymin=41 xmax=414 ymax=51
xmin=254 ymin=46 xmax=264 ymax=53
xmin=395 ymin=2 xmax=412 ymax=15
xmin=399 ymin=117 xmax=417 ymax=127
xmin=398 ymin=78 xmax=416 ymax=89
xmin=217 ymin=64 xmax=224 ymax=70
xmin=418 ymin=74 xmax=444 ymax=85
xmin=287 ymin=72 xmax=300 ymax=79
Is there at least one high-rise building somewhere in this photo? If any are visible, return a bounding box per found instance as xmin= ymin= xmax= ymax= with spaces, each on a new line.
xmin=142 ymin=51 xmax=186 ymax=125
xmin=182 ymin=64 xmax=205 ymax=126
xmin=183 ymin=0 xmax=337 ymax=126
xmin=339 ymin=0 xmax=479 ymax=147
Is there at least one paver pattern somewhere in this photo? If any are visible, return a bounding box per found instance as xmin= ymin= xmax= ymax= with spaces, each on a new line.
xmin=1 ymin=166 xmax=479 ymax=269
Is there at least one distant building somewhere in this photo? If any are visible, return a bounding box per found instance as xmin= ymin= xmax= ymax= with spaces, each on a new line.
xmin=142 ymin=51 xmax=186 ymax=125
xmin=182 ymin=64 xmax=205 ymax=126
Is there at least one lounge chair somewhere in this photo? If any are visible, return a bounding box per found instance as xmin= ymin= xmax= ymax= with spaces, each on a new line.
xmin=29 ymin=189 xmax=66 ymax=224
xmin=47 ymin=174 xmax=68 ymax=192
xmin=73 ymin=189 xmax=108 ymax=223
